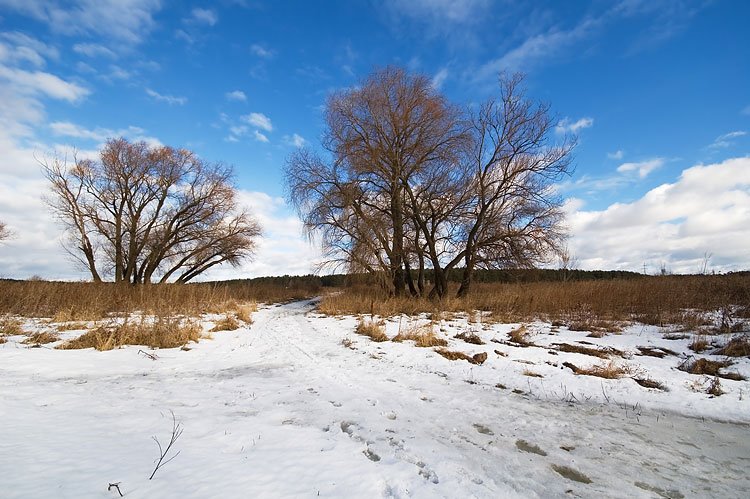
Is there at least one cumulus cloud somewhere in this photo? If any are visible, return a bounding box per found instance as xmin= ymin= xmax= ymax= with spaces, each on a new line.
xmin=556 ymin=117 xmax=593 ymax=134
xmin=253 ymin=130 xmax=269 ymax=143
xmin=243 ymin=112 xmax=273 ymax=132
xmin=616 ymin=158 xmax=664 ymax=179
xmin=225 ymin=90 xmax=247 ymax=102
xmin=145 ymin=88 xmax=187 ymax=105
xmin=567 ymin=156 xmax=750 ymax=273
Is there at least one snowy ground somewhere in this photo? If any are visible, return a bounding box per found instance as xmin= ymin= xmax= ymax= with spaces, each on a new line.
xmin=1 ymin=299 xmax=749 ymax=498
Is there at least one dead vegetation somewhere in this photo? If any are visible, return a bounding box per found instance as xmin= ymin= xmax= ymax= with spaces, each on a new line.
xmin=636 ymin=346 xmax=678 ymax=358
xmin=434 ymin=348 xmax=488 ymax=365
xmin=713 ymin=335 xmax=750 ymax=357
xmin=632 ymin=377 xmax=667 ymax=390
xmin=210 ymin=315 xmax=241 ymax=332
xmin=21 ymin=331 xmax=60 ymax=345
xmin=454 ymin=331 xmax=485 ymax=345
xmin=392 ymin=324 xmax=447 ymax=347
xmin=58 ymin=318 xmax=202 ymax=351
xmin=508 ymin=325 xmax=533 ymax=346
xmin=522 ymin=368 xmax=543 ymax=378
xmin=562 ymin=360 xmax=631 ymax=379
xmin=552 ymin=342 xmax=621 ymax=359
xmin=678 ymin=357 xmax=746 ymax=381
xmin=355 ymin=318 xmax=388 ymax=342
xmin=0 ymin=315 xmax=25 ymax=336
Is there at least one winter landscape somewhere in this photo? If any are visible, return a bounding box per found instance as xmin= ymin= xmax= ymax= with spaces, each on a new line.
xmin=1 ymin=1 xmax=750 ymax=498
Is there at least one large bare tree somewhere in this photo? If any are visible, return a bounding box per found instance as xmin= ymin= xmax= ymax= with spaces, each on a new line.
xmin=0 ymin=221 xmax=10 ymax=243
xmin=43 ymin=138 xmax=261 ymax=284
xmin=286 ymin=67 xmax=465 ymax=296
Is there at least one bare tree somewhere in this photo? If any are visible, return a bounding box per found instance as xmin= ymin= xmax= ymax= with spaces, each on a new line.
xmin=43 ymin=138 xmax=261 ymax=284
xmin=286 ymin=67 xmax=464 ymax=296
xmin=454 ymin=73 xmax=575 ymax=296
xmin=0 ymin=221 xmax=11 ymax=243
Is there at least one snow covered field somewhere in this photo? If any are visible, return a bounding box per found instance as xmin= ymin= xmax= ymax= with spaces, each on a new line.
xmin=2 ymin=299 xmax=749 ymax=498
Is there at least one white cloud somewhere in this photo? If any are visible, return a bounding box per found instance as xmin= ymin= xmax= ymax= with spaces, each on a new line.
xmin=743 ymin=105 xmax=750 ymax=116
xmin=431 ymin=67 xmax=449 ymax=90
xmin=707 ymin=130 xmax=747 ymax=149
xmin=243 ymin=112 xmax=273 ymax=132
xmin=607 ymin=150 xmax=624 ymax=160
xmin=226 ymin=90 xmax=247 ymax=102
xmin=616 ymin=158 xmax=665 ymax=179
xmin=73 ymin=43 xmax=116 ymax=58
xmin=567 ymin=156 xmax=750 ymax=273
xmin=189 ymin=8 xmax=217 ymax=26
xmin=0 ymin=0 xmax=162 ymax=45
xmin=253 ymin=130 xmax=269 ymax=143
xmin=284 ymin=133 xmax=306 ymax=148
xmin=0 ymin=65 xmax=89 ymax=102
xmin=145 ymin=88 xmax=187 ymax=105
xmin=555 ymin=117 xmax=594 ymax=134
xmin=250 ymin=43 xmax=274 ymax=59
xmin=49 ymin=121 xmax=161 ymax=147
xmin=0 ymin=32 xmax=59 ymax=67
xmin=385 ymin=0 xmax=490 ymax=25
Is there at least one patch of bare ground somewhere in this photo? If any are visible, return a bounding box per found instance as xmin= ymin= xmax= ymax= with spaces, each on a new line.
xmin=434 ymin=348 xmax=487 ymax=365
xmin=550 ymin=464 xmax=592 ymax=484
xmin=515 ymin=439 xmax=547 ymax=456
xmin=632 ymin=377 xmax=668 ymax=390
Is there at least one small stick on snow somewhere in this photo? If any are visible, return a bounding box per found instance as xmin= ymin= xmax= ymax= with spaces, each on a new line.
xmin=149 ymin=410 xmax=183 ymax=480
xmin=108 ymin=482 xmax=123 ymax=497
xmin=138 ymin=349 xmax=159 ymax=361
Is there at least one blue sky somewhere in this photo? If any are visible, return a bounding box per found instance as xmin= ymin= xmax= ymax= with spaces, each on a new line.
xmin=0 ymin=0 xmax=749 ymax=279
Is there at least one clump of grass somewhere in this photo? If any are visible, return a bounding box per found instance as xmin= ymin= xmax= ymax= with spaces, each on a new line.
xmin=633 ymin=377 xmax=667 ymax=390
xmin=689 ymin=335 xmax=711 ymax=353
xmin=508 ymin=325 xmax=533 ymax=346
xmin=392 ymin=324 xmax=447 ymax=347
xmin=0 ymin=315 xmax=25 ymax=336
xmin=678 ymin=357 xmax=746 ymax=380
xmin=713 ymin=335 xmax=750 ymax=357
xmin=454 ymin=331 xmax=485 ymax=345
xmin=636 ymin=346 xmax=677 ymax=358
xmin=58 ymin=317 xmax=201 ymax=351
xmin=56 ymin=322 xmax=89 ymax=332
xmin=210 ymin=314 xmax=240 ymax=332
xmin=53 ymin=307 xmax=102 ymax=323
xmin=355 ymin=318 xmax=388 ymax=342
xmin=22 ymin=331 xmax=60 ymax=345
xmin=552 ymin=342 xmax=619 ymax=359
xmin=522 ymin=368 xmax=543 ymax=378
xmin=563 ymin=360 xmax=631 ymax=379
xmin=707 ymin=377 xmax=724 ymax=396
xmin=434 ymin=348 xmax=487 ymax=365
xmin=341 ymin=338 xmax=355 ymax=349
xmin=235 ymin=302 xmax=257 ymax=324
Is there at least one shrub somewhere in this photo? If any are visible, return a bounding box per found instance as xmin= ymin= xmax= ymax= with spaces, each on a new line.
xmin=355 ymin=319 xmax=388 ymax=342
xmin=210 ymin=315 xmax=240 ymax=332
xmin=392 ymin=324 xmax=447 ymax=347
xmin=58 ymin=317 xmax=201 ymax=351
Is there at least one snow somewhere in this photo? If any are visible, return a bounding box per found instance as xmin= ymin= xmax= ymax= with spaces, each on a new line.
xmin=1 ymin=300 xmax=749 ymax=498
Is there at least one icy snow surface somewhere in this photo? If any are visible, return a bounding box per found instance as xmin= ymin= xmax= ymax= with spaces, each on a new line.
xmin=1 ymin=299 xmax=749 ymax=498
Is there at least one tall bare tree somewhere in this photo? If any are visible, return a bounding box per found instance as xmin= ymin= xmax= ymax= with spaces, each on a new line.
xmin=286 ymin=67 xmax=465 ymax=296
xmin=43 ymin=138 xmax=261 ymax=284
xmin=0 ymin=221 xmax=11 ymax=243
xmin=454 ymin=73 xmax=575 ymax=296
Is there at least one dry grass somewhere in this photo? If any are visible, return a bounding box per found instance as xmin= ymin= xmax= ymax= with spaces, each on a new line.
xmin=317 ymin=275 xmax=750 ymax=327
xmin=0 ymin=315 xmax=25 ymax=336
xmin=434 ymin=348 xmax=487 ymax=364
xmin=689 ymin=335 xmax=711 ymax=353
xmin=707 ymin=377 xmax=724 ymax=396
xmin=235 ymin=302 xmax=257 ymax=324
xmin=392 ymin=324 xmax=447 ymax=347
xmin=56 ymin=321 xmax=89 ymax=331
xmin=210 ymin=315 xmax=241 ymax=332
xmin=21 ymin=331 xmax=60 ymax=345
xmin=522 ymin=368 xmax=543 ymax=378
xmin=714 ymin=335 xmax=750 ymax=357
xmin=58 ymin=317 xmax=201 ymax=351
xmin=563 ymin=360 xmax=631 ymax=379
xmin=552 ymin=342 xmax=620 ymax=359
xmin=454 ymin=331 xmax=485 ymax=345
xmin=0 ymin=278 xmax=318 ymax=320
xmin=633 ymin=377 xmax=667 ymax=390
xmin=355 ymin=318 xmax=389 ymax=342
xmin=508 ymin=325 xmax=533 ymax=346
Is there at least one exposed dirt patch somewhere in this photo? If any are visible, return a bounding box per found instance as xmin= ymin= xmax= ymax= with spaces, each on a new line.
xmin=551 ymin=464 xmax=592 ymax=484
xmin=515 ymin=439 xmax=547 ymax=456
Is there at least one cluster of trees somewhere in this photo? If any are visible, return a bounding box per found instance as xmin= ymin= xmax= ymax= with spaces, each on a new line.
xmin=43 ymin=139 xmax=260 ymax=284
xmin=285 ymin=68 xmax=574 ymax=298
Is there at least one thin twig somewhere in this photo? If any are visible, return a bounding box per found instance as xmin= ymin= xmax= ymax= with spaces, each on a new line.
xmin=149 ymin=410 xmax=183 ymax=480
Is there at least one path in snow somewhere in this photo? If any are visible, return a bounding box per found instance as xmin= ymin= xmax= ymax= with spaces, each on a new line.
xmin=1 ymin=299 xmax=749 ymax=498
